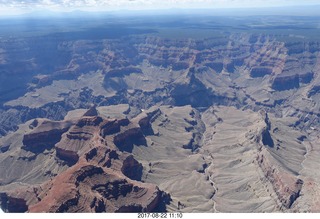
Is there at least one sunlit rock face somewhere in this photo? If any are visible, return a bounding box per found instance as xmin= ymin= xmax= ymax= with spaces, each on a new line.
xmin=0 ymin=108 xmax=163 ymax=213
xmin=1 ymin=11 xmax=320 ymax=213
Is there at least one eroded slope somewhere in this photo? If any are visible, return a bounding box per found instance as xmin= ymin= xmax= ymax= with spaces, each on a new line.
xmin=1 ymin=16 xmax=320 ymax=213
xmin=0 ymin=106 xmax=162 ymax=212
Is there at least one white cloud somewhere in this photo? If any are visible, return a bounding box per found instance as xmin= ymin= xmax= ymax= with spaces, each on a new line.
xmin=0 ymin=0 xmax=319 ymax=15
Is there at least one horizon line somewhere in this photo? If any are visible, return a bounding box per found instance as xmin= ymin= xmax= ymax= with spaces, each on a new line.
xmin=1 ymin=4 xmax=320 ymax=18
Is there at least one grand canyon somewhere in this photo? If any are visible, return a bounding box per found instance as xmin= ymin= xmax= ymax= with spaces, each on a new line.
xmin=0 ymin=7 xmax=320 ymax=213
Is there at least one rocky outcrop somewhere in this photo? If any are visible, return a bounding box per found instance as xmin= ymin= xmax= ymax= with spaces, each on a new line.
xmin=114 ymin=128 xmax=146 ymax=152
xmin=248 ymin=111 xmax=304 ymax=209
xmin=121 ymin=155 xmax=143 ymax=181
xmin=250 ymin=67 xmax=273 ymax=78
xmin=26 ymin=164 xmax=162 ymax=213
xmin=82 ymin=106 xmax=99 ymax=117
xmin=75 ymin=116 xmax=103 ymax=128
xmin=271 ymin=70 xmax=315 ymax=91
xmin=22 ymin=120 xmax=73 ymax=153
xmin=271 ymin=74 xmax=300 ymax=91
xmin=135 ymin=109 xmax=161 ymax=136
xmin=54 ymin=114 xmax=104 ymax=164
xmin=22 ymin=128 xmax=69 ymax=153
xmin=256 ymin=152 xmax=303 ymax=208
xmin=0 ymin=108 xmax=162 ymax=213
xmin=55 ymin=147 xmax=79 ymax=166
xmin=138 ymin=116 xmax=154 ymax=135
xmin=100 ymin=118 xmax=130 ymax=137
xmin=259 ymin=111 xmax=274 ymax=148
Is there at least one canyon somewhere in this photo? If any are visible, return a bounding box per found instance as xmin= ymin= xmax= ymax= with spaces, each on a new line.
xmin=0 ymin=13 xmax=320 ymax=212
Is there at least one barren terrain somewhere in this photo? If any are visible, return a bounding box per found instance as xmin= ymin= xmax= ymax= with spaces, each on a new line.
xmin=0 ymin=12 xmax=320 ymax=212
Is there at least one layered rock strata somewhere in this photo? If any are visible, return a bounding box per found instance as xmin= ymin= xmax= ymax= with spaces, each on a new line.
xmin=0 ymin=107 xmax=162 ymax=213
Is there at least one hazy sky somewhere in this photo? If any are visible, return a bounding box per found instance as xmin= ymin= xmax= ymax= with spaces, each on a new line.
xmin=0 ymin=0 xmax=319 ymax=15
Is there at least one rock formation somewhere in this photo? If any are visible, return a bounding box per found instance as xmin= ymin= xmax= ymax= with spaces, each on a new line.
xmin=0 ymin=108 xmax=163 ymax=213
xmin=1 ymin=14 xmax=320 ymax=213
